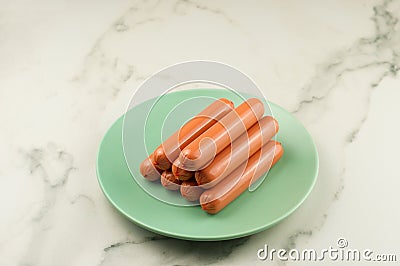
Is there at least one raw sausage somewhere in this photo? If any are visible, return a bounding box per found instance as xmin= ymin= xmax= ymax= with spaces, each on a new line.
xmin=195 ymin=116 xmax=278 ymax=188
xmin=200 ymin=141 xmax=283 ymax=214
xmin=172 ymin=159 xmax=194 ymax=181
xmin=180 ymin=179 xmax=204 ymax=202
xmin=152 ymin=98 xmax=234 ymax=170
xmin=160 ymin=170 xmax=181 ymax=190
xmin=179 ymin=98 xmax=264 ymax=171
xmin=139 ymin=155 xmax=162 ymax=181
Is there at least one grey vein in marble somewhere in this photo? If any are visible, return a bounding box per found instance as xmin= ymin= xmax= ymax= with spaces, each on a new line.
xmin=70 ymin=3 xmax=166 ymax=106
xmin=284 ymin=230 xmax=313 ymax=250
xmin=173 ymin=0 xmax=235 ymax=24
xmin=21 ymin=143 xmax=76 ymax=265
xmin=103 ymin=235 xmax=168 ymax=252
xmin=286 ymin=0 xmax=399 ymax=250
xmin=294 ymin=0 xmax=399 ymax=116
xmin=114 ymin=18 xmax=162 ymax=33
xmin=70 ymin=194 xmax=96 ymax=209
xmin=173 ymin=0 xmax=252 ymax=39
xmin=101 ymin=236 xmax=250 ymax=265
xmin=26 ymin=143 xmax=76 ymax=188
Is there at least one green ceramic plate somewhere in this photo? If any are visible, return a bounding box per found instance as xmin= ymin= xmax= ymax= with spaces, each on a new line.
xmin=96 ymin=89 xmax=318 ymax=241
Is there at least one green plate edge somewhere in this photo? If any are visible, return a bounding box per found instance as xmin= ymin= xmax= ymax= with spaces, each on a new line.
xmin=96 ymin=89 xmax=319 ymax=241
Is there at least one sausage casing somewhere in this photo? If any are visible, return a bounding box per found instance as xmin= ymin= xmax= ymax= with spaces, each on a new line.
xmin=180 ymin=179 xmax=204 ymax=202
xmin=195 ymin=116 xmax=278 ymax=188
xmin=179 ymin=98 xmax=264 ymax=171
xmin=139 ymin=155 xmax=162 ymax=181
xmin=160 ymin=170 xmax=182 ymax=190
xmin=172 ymin=159 xmax=194 ymax=181
xmin=152 ymin=98 xmax=234 ymax=170
xmin=200 ymin=141 xmax=283 ymax=214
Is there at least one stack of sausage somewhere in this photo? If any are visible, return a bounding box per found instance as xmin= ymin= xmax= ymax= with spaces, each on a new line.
xmin=140 ymin=98 xmax=283 ymax=214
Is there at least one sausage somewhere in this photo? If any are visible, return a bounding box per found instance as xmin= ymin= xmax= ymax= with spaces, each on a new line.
xmin=200 ymin=141 xmax=283 ymax=213
xmin=180 ymin=179 xmax=204 ymax=202
xmin=200 ymin=141 xmax=284 ymax=214
xmin=153 ymin=148 xmax=171 ymax=171
xmin=179 ymin=98 xmax=264 ymax=171
xmin=195 ymin=116 xmax=278 ymax=188
xmin=139 ymin=155 xmax=163 ymax=181
xmin=160 ymin=170 xmax=182 ymax=190
xmin=172 ymin=159 xmax=194 ymax=181
xmin=152 ymin=98 xmax=234 ymax=170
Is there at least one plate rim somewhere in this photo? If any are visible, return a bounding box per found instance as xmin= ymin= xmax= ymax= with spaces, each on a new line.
xmin=96 ymin=91 xmax=319 ymax=241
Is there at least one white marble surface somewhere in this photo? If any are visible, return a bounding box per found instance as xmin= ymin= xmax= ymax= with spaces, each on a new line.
xmin=1 ymin=0 xmax=400 ymax=265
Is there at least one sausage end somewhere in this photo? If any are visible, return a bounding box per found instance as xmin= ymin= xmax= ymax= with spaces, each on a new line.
xmin=140 ymin=157 xmax=161 ymax=181
xmin=172 ymin=163 xmax=194 ymax=181
xmin=272 ymin=117 xmax=279 ymax=133
xmin=246 ymin=98 xmax=265 ymax=119
xmin=161 ymin=170 xmax=181 ymax=190
xmin=180 ymin=181 xmax=203 ymax=201
xmin=218 ymin=98 xmax=235 ymax=109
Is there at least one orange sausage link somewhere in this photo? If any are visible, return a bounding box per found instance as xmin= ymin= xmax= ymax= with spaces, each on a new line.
xmin=195 ymin=116 xmax=278 ymax=188
xmin=200 ymin=141 xmax=283 ymax=214
xmin=139 ymin=155 xmax=162 ymax=181
xmin=160 ymin=170 xmax=182 ymax=190
xmin=152 ymin=98 xmax=234 ymax=170
xmin=180 ymin=179 xmax=204 ymax=202
xmin=153 ymin=148 xmax=171 ymax=171
xmin=172 ymin=159 xmax=194 ymax=181
xmin=179 ymin=98 xmax=264 ymax=171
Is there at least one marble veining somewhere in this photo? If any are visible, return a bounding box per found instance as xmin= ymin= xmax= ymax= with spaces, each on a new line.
xmin=280 ymin=0 xmax=399 ymax=251
xmin=1 ymin=0 xmax=399 ymax=265
xmin=173 ymin=0 xmax=236 ymax=25
xmin=70 ymin=194 xmax=96 ymax=207
xmin=103 ymin=235 xmax=168 ymax=252
xmin=20 ymin=143 xmax=76 ymax=265
xmin=26 ymin=143 xmax=76 ymax=188
xmin=98 ymin=236 xmax=250 ymax=265
xmin=294 ymin=1 xmax=399 ymax=116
